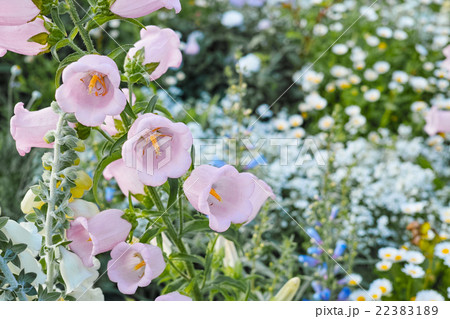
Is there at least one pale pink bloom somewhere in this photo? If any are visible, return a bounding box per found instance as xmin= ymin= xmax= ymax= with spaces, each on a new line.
xmin=155 ymin=292 xmax=192 ymax=301
xmin=107 ymin=242 xmax=165 ymax=295
xmin=103 ymin=159 xmax=145 ymax=196
xmin=424 ymin=106 xmax=450 ymax=136
xmin=183 ymin=165 xmax=273 ymax=232
xmin=101 ymin=89 xmax=135 ymax=136
xmin=443 ymin=45 xmax=450 ymax=72
xmin=243 ymin=173 xmax=276 ymax=224
xmin=128 ymin=26 xmax=182 ymax=80
xmin=0 ymin=18 xmax=48 ymax=57
xmin=111 ymin=0 xmax=181 ymax=19
xmin=184 ymin=37 xmax=200 ymax=56
xmin=10 ymin=102 xmax=58 ymax=156
xmin=67 ymin=209 xmax=131 ymax=267
xmin=0 ymin=0 xmax=40 ymax=26
xmin=55 ymin=55 xmax=127 ymax=127
xmin=122 ymin=113 xmax=193 ymax=187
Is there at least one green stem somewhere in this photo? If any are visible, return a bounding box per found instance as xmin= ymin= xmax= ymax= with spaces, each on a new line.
xmin=68 ymin=40 xmax=85 ymax=54
xmin=178 ymin=191 xmax=184 ymax=236
xmin=44 ymin=114 xmax=65 ymax=292
xmin=94 ymin=127 xmax=115 ymax=143
xmin=145 ymin=186 xmax=201 ymax=300
xmin=65 ymin=0 xmax=95 ymax=53
xmin=0 ymin=255 xmax=28 ymax=301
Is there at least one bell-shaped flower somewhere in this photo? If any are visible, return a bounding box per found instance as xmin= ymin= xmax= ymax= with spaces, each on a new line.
xmin=66 ymin=209 xmax=131 ymax=267
xmin=70 ymin=171 xmax=93 ymax=199
xmin=424 ymin=106 xmax=450 ymax=136
xmin=55 ymin=55 xmax=127 ymax=127
xmin=59 ymin=247 xmax=99 ymax=294
xmin=10 ymin=102 xmax=59 ymax=156
xmin=111 ymin=0 xmax=181 ymax=19
xmin=103 ymin=159 xmax=145 ymax=197
xmin=243 ymin=173 xmax=275 ymax=223
xmin=20 ymin=188 xmax=44 ymax=214
xmin=127 ymin=26 xmax=182 ymax=81
xmin=107 ymin=242 xmax=165 ymax=295
xmin=68 ymin=199 xmax=99 ymax=219
xmin=122 ymin=113 xmax=192 ymax=187
xmin=0 ymin=0 xmax=40 ymax=26
xmin=8 ymin=249 xmax=46 ymax=286
xmin=183 ymin=165 xmax=258 ymax=232
xmin=155 ymin=292 xmax=192 ymax=301
xmin=0 ymin=18 xmax=48 ymax=57
xmin=2 ymin=220 xmax=42 ymax=255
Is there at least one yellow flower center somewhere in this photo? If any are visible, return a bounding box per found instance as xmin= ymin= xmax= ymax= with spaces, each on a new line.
xmin=395 ymin=255 xmax=402 ymax=261
xmin=357 ymin=296 xmax=365 ymax=301
xmin=381 ymin=265 xmax=388 ymax=270
xmin=81 ymin=73 xmax=108 ymax=97
xmin=210 ymin=188 xmax=222 ymax=202
xmin=380 ymin=286 xmax=387 ymax=294
xmin=134 ymin=260 xmax=146 ymax=271
xmin=442 ymin=248 xmax=449 ymax=254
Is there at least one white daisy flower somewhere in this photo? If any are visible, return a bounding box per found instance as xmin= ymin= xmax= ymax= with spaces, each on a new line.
xmin=370 ymin=279 xmax=393 ymax=295
xmin=305 ymin=93 xmax=327 ymax=110
xmin=345 ymin=273 xmax=362 ymax=286
xmin=348 ymin=74 xmax=361 ymax=85
xmin=393 ymin=29 xmax=408 ymax=40
xmin=368 ymin=288 xmax=383 ymax=300
xmin=411 ymin=101 xmax=428 ymax=112
xmin=402 ymin=263 xmax=425 ymax=278
xmin=392 ymin=71 xmax=409 ymax=83
xmin=332 ymin=44 xmax=349 ymax=55
xmin=292 ymin=128 xmax=306 ymax=139
xmin=415 ymin=290 xmax=445 ymax=301
xmin=274 ymin=119 xmax=289 ymax=131
xmin=364 ymin=89 xmax=381 ymax=102
xmin=289 ymin=115 xmax=303 ymax=127
xmin=376 ymin=27 xmax=393 ymax=38
xmin=330 ymin=65 xmax=351 ymax=78
xmin=345 ymin=105 xmax=361 ymax=116
xmin=406 ymin=251 xmax=425 ymax=264
xmin=373 ymin=61 xmax=390 ymax=74
xmin=378 ymin=247 xmax=398 ymax=261
xmin=434 ymin=242 xmax=450 ymax=260
xmin=376 ymin=260 xmax=393 ymax=271
xmin=313 ymin=24 xmax=328 ymax=36
xmin=440 ymin=208 xmax=450 ymax=224
xmin=364 ymin=69 xmax=379 ymax=81
xmin=349 ymin=289 xmax=371 ymax=301
xmin=318 ymin=116 xmax=335 ymax=131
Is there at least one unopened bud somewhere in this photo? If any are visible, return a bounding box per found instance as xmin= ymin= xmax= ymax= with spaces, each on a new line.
xmin=272 ymin=277 xmax=301 ymax=301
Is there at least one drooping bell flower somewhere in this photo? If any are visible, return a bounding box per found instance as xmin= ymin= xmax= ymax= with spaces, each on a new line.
xmin=0 ymin=0 xmax=40 ymax=26
xmin=320 ymin=288 xmax=331 ymax=301
xmin=337 ymin=287 xmax=351 ymax=301
xmin=424 ymin=106 xmax=450 ymax=136
xmin=329 ymin=206 xmax=339 ymax=220
xmin=68 ymin=199 xmax=99 ymax=219
xmin=127 ymin=26 xmax=182 ymax=81
xmin=10 ymin=102 xmax=59 ymax=156
xmin=307 ymin=246 xmax=323 ymax=256
xmin=332 ymin=240 xmax=347 ymax=259
xmin=183 ymin=165 xmax=255 ymax=232
xmin=0 ymin=18 xmax=48 ymax=57
xmin=306 ymin=227 xmax=323 ymax=245
xmin=20 ymin=188 xmax=44 ymax=214
xmin=122 ymin=113 xmax=193 ymax=187
xmin=55 ymin=55 xmax=127 ymax=127
xmin=67 ymin=209 xmax=131 ymax=267
xmin=155 ymin=292 xmax=192 ymax=301
xmin=243 ymin=172 xmax=275 ymax=224
xmin=103 ymin=159 xmax=145 ymax=196
xmin=107 ymin=242 xmax=165 ymax=295
xmin=110 ymin=0 xmax=181 ymax=19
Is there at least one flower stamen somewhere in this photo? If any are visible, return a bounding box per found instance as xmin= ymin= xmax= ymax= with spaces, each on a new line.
xmin=209 ymin=188 xmax=222 ymax=202
xmin=134 ymin=260 xmax=146 ymax=271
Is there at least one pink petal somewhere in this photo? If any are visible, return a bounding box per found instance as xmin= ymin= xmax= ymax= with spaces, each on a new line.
xmin=0 ymin=18 xmax=48 ymax=56
xmin=111 ymin=0 xmax=181 ymax=19
xmin=0 ymin=0 xmax=40 ymax=26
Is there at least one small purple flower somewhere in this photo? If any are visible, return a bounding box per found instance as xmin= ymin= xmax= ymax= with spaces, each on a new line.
xmin=306 ymin=227 xmax=323 ymax=244
xmin=329 ymin=206 xmax=339 ymax=220
xmin=298 ymin=255 xmax=319 ymax=267
xmin=320 ymin=288 xmax=331 ymax=301
xmin=338 ymin=287 xmax=351 ymax=301
xmin=332 ymin=240 xmax=347 ymax=259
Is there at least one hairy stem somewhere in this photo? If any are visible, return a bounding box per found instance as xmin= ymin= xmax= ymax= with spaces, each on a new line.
xmin=0 ymin=255 xmax=28 ymax=301
xmin=65 ymin=0 xmax=95 ymax=53
xmin=44 ymin=114 xmax=65 ymax=292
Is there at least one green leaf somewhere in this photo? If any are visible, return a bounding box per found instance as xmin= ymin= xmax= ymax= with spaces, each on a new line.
xmin=209 ymin=275 xmax=247 ymax=292
xmin=143 ymin=95 xmax=158 ymax=114
xmin=140 ymin=226 xmax=167 ymax=244
xmin=92 ymin=151 xmax=122 ymax=206
xmin=51 ymin=6 xmax=67 ymax=36
xmin=182 ymin=219 xmax=210 ymax=235
xmin=75 ymin=123 xmax=91 ymax=140
xmin=0 ymin=217 xmax=8 ymax=229
xmin=123 ymin=18 xmax=146 ymax=30
xmin=144 ymin=62 xmax=160 ymax=76
xmin=0 ymin=230 xmax=7 ymax=242
xmin=11 ymin=243 xmax=27 ymax=255
xmin=28 ymin=32 xmax=49 ymax=45
xmin=170 ymin=253 xmax=205 ymax=266
xmin=166 ymin=178 xmax=179 ymax=210
xmin=154 ymin=104 xmax=174 ymax=119
xmin=108 ymin=134 xmax=127 ymax=156
xmin=108 ymin=44 xmax=134 ymax=60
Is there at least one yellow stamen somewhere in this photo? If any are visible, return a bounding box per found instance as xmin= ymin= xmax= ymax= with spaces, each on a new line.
xmin=87 ymin=237 xmax=92 ymax=242
xmin=87 ymin=74 xmax=107 ymax=96
xmin=442 ymin=248 xmax=449 ymax=254
xmin=209 ymin=188 xmax=222 ymax=202
xmin=380 ymin=286 xmax=387 ymax=294
xmin=134 ymin=260 xmax=146 ymax=271
xmin=357 ymin=296 xmax=365 ymax=301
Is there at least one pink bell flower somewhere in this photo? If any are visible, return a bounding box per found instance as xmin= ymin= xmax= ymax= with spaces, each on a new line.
xmin=55 ymin=55 xmax=127 ymax=127
xmin=122 ymin=113 xmax=193 ymax=187
xmin=183 ymin=165 xmax=274 ymax=232
xmin=0 ymin=0 xmax=40 ymax=26
xmin=155 ymin=292 xmax=192 ymax=301
xmin=128 ymin=26 xmax=182 ymax=81
xmin=111 ymin=0 xmax=181 ymax=19
xmin=10 ymin=102 xmax=59 ymax=156
xmin=67 ymin=209 xmax=131 ymax=267
xmin=107 ymin=242 xmax=166 ymax=295
xmin=424 ymin=106 xmax=450 ymax=136
xmin=103 ymin=159 xmax=145 ymax=196
xmin=0 ymin=18 xmax=48 ymax=57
